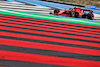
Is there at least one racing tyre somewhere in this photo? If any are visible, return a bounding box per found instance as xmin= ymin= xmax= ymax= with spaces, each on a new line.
xmin=82 ymin=14 xmax=87 ymax=18
xmin=54 ymin=9 xmax=60 ymax=13
xmin=87 ymin=13 xmax=94 ymax=20
xmin=69 ymin=11 xmax=75 ymax=17
xmin=74 ymin=12 xmax=79 ymax=18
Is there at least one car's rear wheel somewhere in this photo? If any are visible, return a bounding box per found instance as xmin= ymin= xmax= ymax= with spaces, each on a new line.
xmin=82 ymin=14 xmax=87 ymax=18
xmin=74 ymin=12 xmax=79 ymax=18
xmin=87 ymin=13 xmax=94 ymax=20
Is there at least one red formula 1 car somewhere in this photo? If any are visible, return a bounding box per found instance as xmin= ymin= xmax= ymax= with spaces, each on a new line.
xmin=50 ymin=7 xmax=94 ymax=20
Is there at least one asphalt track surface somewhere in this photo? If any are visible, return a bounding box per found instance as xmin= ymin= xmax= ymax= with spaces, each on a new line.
xmin=0 ymin=14 xmax=100 ymax=67
xmin=0 ymin=1 xmax=54 ymax=14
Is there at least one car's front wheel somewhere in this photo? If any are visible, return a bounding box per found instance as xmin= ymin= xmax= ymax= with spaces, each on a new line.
xmin=54 ymin=9 xmax=60 ymax=13
xmin=69 ymin=11 xmax=75 ymax=17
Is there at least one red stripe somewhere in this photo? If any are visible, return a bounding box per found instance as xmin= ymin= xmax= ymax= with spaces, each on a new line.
xmin=0 ymin=66 xmax=7 ymax=67
xmin=0 ymin=18 xmax=99 ymax=35
xmin=0 ymin=38 xmax=100 ymax=56
xmin=0 ymin=22 xmax=100 ymax=38
xmin=0 ymin=15 xmax=100 ymax=32
xmin=0 ymin=14 xmax=99 ymax=29
xmin=0 ymin=18 xmax=99 ymax=32
xmin=0 ymin=31 xmax=100 ymax=48
xmin=0 ymin=26 xmax=99 ymax=42
xmin=0 ymin=50 xmax=100 ymax=67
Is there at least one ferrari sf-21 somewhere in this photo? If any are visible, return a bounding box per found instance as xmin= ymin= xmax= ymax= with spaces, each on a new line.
xmin=50 ymin=7 xmax=94 ymax=20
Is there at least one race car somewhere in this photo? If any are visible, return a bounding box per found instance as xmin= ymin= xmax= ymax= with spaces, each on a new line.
xmin=50 ymin=7 xmax=94 ymax=20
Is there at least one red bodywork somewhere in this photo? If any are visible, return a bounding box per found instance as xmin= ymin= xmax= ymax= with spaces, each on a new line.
xmin=58 ymin=9 xmax=72 ymax=17
xmin=54 ymin=9 xmax=72 ymax=17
